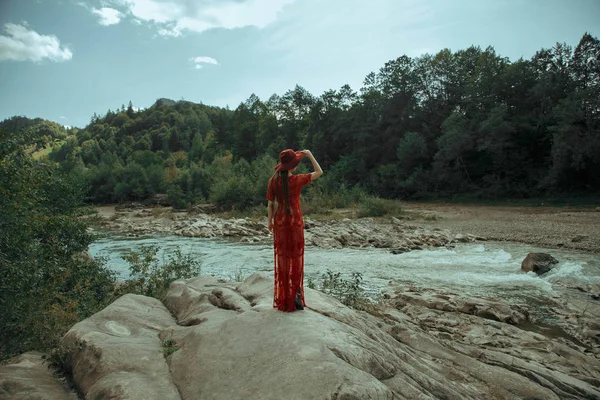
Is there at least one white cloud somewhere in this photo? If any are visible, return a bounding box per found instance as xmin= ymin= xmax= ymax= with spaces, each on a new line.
xmin=110 ymin=0 xmax=294 ymax=36
xmin=191 ymin=56 xmax=218 ymax=70
xmin=192 ymin=56 xmax=218 ymax=65
xmin=0 ymin=23 xmax=73 ymax=62
xmin=92 ymin=7 xmax=123 ymax=26
xmin=60 ymin=116 xmax=68 ymax=120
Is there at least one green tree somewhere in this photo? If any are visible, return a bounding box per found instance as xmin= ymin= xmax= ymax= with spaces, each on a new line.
xmin=0 ymin=130 xmax=115 ymax=359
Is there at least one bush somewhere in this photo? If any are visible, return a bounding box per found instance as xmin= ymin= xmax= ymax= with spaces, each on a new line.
xmin=357 ymin=196 xmax=402 ymax=218
xmin=167 ymin=184 xmax=189 ymax=209
xmin=119 ymin=245 xmax=201 ymax=299
xmin=209 ymin=176 xmax=255 ymax=210
xmin=319 ymin=269 xmax=370 ymax=309
xmin=302 ymin=181 xmax=368 ymax=215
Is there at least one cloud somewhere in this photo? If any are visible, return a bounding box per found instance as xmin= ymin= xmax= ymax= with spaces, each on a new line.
xmin=191 ymin=55 xmax=218 ymax=69
xmin=109 ymin=0 xmax=294 ymax=36
xmin=0 ymin=23 xmax=73 ymax=62
xmin=91 ymin=7 xmax=123 ymax=26
xmin=60 ymin=116 xmax=68 ymax=120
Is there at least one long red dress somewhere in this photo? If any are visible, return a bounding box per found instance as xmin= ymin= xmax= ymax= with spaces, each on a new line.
xmin=267 ymin=173 xmax=312 ymax=311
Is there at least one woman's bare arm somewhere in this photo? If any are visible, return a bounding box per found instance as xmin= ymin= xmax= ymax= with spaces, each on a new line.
xmin=302 ymin=150 xmax=323 ymax=181
xmin=267 ymin=200 xmax=275 ymax=231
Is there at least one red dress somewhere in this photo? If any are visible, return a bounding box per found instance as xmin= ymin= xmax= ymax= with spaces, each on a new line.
xmin=267 ymin=173 xmax=312 ymax=311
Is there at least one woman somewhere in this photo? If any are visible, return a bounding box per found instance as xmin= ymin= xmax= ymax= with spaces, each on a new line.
xmin=266 ymin=149 xmax=323 ymax=312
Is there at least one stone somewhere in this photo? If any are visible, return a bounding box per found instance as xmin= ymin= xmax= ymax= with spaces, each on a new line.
xmin=99 ymin=205 xmax=462 ymax=254
xmin=453 ymin=233 xmax=471 ymax=243
xmin=571 ymin=234 xmax=588 ymax=243
xmin=49 ymin=274 xmax=600 ymax=399
xmin=521 ymin=252 xmax=559 ymax=275
xmin=0 ymin=351 xmax=77 ymax=399
xmin=60 ymin=294 xmax=181 ymax=400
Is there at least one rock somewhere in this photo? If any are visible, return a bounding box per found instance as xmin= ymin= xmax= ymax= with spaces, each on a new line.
xmin=60 ymin=294 xmax=181 ymax=399
xmin=521 ymin=252 xmax=559 ymax=275
xmin=189 ymin=203 xmax=216 ymax=214
xmin=151 ymin=193 xmax=170 ymax=206
xmin=571 ymin=234 xmax=588 ymax=243
xmin=0 ymin=351 xmax=77 ymax=399
xmin=453 ymin=233 xmax=471 ymax=243
xmin=390 ymin=248 xmax=408 ymax=255
xmin=388 ymin=288 xmax=530 ymax=325
xmin=52 ymin=274 xmax=600 ymax=400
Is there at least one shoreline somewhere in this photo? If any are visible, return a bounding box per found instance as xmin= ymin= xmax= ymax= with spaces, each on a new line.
xmin=401 ymin=202 xmax=600 ymax=254
xmin=89 ymin=202 xmax=600 ymax=254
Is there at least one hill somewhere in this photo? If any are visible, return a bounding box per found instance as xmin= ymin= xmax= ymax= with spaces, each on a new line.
xmin=0 ymin=116 xmax=72 ymax=159
xmin=4 ymin=33 xmax=600 ymax=208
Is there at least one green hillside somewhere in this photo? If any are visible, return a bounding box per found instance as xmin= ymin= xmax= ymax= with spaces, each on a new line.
xmin=5 ymin=33 xmax=599 ymax=209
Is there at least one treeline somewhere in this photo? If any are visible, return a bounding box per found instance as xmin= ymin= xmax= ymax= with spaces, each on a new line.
xmin=15 ymin=33 xmax=600 ymax=208
xmin=0 ymin=116 xmax=70 ymax=152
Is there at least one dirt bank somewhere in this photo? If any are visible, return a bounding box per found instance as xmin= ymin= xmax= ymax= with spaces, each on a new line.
xmin=402 ymin=202 xmax=600 ymax=254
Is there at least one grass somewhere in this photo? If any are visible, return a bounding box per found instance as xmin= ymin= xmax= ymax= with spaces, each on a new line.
xmin=27 ymin=138 xmax=68 ymax=160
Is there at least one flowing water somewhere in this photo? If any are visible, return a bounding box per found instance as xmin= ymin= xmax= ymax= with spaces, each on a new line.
xmin=90 ymin=234 xmax=600 ymax=324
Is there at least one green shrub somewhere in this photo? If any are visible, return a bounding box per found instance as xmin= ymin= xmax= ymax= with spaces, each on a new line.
xmin=357 ymin=196 xmax=402 ymax=217
xmin=302 ymin=182 xmax=368 ymax=215
xmin=209 ymin=176 xmax=255 ymax=210
xmin=167 ymin=184 xmax=189 ymax=209
xmin=320 ymin=269 xmax=367 ymax=309
xmin=119 ymin=245 xmax=201 ymax=299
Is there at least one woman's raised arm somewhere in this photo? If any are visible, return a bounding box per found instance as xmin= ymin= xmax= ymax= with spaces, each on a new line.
xmin=301 ymin=150 xmax=323 ymax=181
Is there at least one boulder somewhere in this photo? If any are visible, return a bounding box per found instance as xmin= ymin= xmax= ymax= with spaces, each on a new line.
xmin=0 ymin=351 xmax=77 ymax=399
xmin=60 ymin=294 xmax=181 ymax=400
xmin=521 ymin=252 xmax=559 ymax=275
xmin=52 ymin=273 xmax=600 ymax=399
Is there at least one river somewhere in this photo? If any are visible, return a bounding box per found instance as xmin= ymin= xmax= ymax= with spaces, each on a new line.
xmin=90 ymin=234 xmax=600 ymax=323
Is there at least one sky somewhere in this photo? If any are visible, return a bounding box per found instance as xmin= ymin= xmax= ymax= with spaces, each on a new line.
xmin=0 ymin=0 xmax=599 ymax=128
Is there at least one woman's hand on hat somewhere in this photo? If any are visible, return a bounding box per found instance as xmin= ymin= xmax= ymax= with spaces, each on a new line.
xmin=301 ymin=149 xmax=312 ymax=155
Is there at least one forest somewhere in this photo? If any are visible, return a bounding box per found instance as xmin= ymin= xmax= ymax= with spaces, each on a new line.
xmin=3 ymin=33 xmax=600 ymax=211
xmin=1 ymin=32 xmax=599 ymax=360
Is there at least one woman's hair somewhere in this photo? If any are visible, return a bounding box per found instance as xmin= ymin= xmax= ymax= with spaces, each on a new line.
xmin=270 ymin=171 xmax=292 ymax=215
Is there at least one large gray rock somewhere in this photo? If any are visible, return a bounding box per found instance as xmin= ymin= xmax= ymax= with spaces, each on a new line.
xmin=521 ymin=252 xmax=559 ymax=275
xmin=60 ymin=294 xmax=180 ymax=400
xmin=0 ymin=351 xmax=77 ymax=400
xmin=51 ymin=273 xmax=600 ymax=400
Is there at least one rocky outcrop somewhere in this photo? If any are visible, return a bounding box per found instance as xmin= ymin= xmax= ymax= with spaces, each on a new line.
xmin=4 ymin=274 xmax=590 ymax=399
xmin=521 ymin=252 xmax=559 ymax=275
xmin=0 ymin=351 xmax=77 ymax=399
xmin=385 ymin=286 xmax=530 ymax=324
xmin=60 ymin=295 xmax=181 ymax=399
xmin=96 ymin=206 xmax=482 ymax=251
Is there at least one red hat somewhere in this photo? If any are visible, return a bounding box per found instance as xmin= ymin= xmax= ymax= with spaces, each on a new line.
xmin=275 ymin=149 xmax=304 ymax=171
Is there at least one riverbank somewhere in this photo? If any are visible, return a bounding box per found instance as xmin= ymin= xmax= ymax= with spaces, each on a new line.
xmin=90 ymin=202 xmax=600 ymax=254
xmin=91 ymin=204 xmax=483 ymax=253
xmin=403 ymin=202 xmax=600 ymax=254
